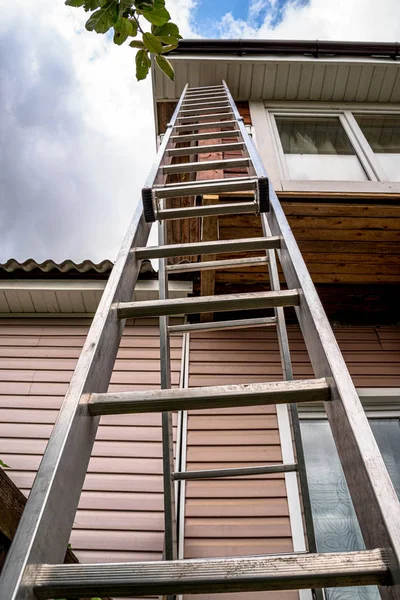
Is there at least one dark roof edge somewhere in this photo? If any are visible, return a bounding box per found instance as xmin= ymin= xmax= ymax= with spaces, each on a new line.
xmin=0 ymin=258 xmax=156 ymax=280
xmin=168 ymin=39 xmax=400 ymax=60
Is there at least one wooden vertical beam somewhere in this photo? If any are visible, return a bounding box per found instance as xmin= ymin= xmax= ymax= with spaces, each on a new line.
xmin=200 ymin=195 xmax=219 ymax=321
xmin=196 ymin=124 xmax=224 ymax=321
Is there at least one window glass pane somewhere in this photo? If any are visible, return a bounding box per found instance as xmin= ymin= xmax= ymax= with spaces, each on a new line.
xmin=275 ymin=116 xmax=367 ymax=181
xmin=301 ymin=417 xmax=400 ymax=600
xmin=355 ymin=116 xmax=400 ymax=181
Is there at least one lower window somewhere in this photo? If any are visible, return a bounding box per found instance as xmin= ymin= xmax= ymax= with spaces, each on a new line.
xmin=300 ymin=416 xmax=400 ymax=600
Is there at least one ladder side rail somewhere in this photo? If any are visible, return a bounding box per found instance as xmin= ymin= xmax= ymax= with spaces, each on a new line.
xmin=142 ymin=83 xmax=188 ymax=221
xmin=264 ymin=195 xmax=400 ymax=599
xmin=222 ymin=80 xmax=269 ymax=188
xmin=143 ymin=83 xmax=188 ymax=190
xmin=158 ymin=217 xmax=177 ymax=561
xmin=262 ymin=217 xmax=322 ymax=600
xmin=262 ymin=217 xmax=319 ymax=561
xmin=0 ymin=202 xmax=151 ymax=600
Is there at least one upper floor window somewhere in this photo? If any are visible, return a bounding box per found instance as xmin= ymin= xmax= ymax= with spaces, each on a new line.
xmin=266 ymin=107 xmax=400 ymax=189
xmin=275 ymin=116 xmax=367 ymax=182
xmin=355 ymin=115 xmax=400 ymax=182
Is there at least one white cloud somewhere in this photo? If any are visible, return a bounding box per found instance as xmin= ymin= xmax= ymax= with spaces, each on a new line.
xmin=0 ymin=0 xmax=196 ymax=263
xmin=217 ymin=0 xmax=400 ymax=41
xmin=1 ymin=0 xmax=398 ymax=263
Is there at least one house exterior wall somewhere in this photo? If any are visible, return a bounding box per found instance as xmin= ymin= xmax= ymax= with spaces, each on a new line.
xmin=0 ymin=316 xmax=399 ymax=597
xmin=180 ymin=324 xmax=400 ymax=600
xmin=0 ymin=317 xmax=182 ymax=564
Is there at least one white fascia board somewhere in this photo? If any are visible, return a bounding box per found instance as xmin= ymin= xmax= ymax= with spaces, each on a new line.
xmin=0 ymin=279 xmax=193 ymax=293
xmin=169 ymin=53 xmax=398 ymax=67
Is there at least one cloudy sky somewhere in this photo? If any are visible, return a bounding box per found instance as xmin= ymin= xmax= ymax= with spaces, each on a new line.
xmin=0 ymin=0 xmax=399 ymax=264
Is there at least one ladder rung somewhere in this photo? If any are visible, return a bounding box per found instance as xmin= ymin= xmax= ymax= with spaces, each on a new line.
xmin=174 ymin=120 xmax=237 ymax=131
xmin=182 ymin=99 xmax=230 ymax=108
xmin=166 ymin=142 xmax=245 ymax=157
xmin=183 ymin=95 xmax=227 ymax=103
xmin=180 ymin=105 xmax=231 ymax=114
xmin=174 ymin=463 xmax=298 ymax=480
xmin=162 ymin=158 xmax=250 ymax=175
xmin=154 ymin=177 xmax=257 ymax=199
xmin=177 ymin=112 xmax=232 ymax=122
xmin=171 ymin=130 xmax=239 ymax=143
xmin=135 ymin=237 xmax=280 ymax=259
xmin=188 ymin=85 xmax=225 ymax=91
xmin=168 ymin=316 xmax=277 ymax=335
xmin=89 ymin=377 xmax=330 ymax=416
xmin=158 ymin=202 xmax=257 ymax=220
xmin=166 ymin=256 xmax=269 ymax=274
xmin=33 ymin=549 xmax=389 ymax=598
xmin=117 ymin=289 xmax=300 ymax=319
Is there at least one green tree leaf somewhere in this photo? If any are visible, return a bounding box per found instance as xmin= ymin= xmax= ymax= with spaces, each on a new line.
xmin=65 ymin=0 xmax=85 ymax=7
xmin=83 ymin=0 xmax=106 ymax=9
xmin=156 ymin=54 xmax=174 ymax=80
xmin=141 ymin=7 xmax=170 ymax=25
xmin=0 ymin=459 xmax=10 ymax=468
xmin=143 ymin=32 xmax=162 ymax=54
xmin=136 ymin=49 xmax=151 ymax=81
xmin=161 ymin=43 xmax=177 ymax=53
xmin=135 ymin=0 xmax=154 ymax=8
xmin=129 ymin=39 xmax=144 ymax=48
xmin=153 ymin=22 xmax=180 ymax=38
xmin=85 ymin=1 xmax=118 ymax=33
xmin=157 ymin=35 xmax=179 ymax=45
xmin=119 ymin=0 xmax=134 ymax=15
xmin=113 ymin=17 xmax=132 ymax=45
xmin=130 ymin=18 xmax=138 ymax=36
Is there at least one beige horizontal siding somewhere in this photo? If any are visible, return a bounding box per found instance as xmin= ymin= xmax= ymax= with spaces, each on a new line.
xmin=0 ymin=317 xmax=182 ymax=567
xmin=184 ymin=324 xmax=400 ymax=600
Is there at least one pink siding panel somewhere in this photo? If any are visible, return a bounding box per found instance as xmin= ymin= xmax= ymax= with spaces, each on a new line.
xmin=0 ymin=317 xmax=182 ymax=565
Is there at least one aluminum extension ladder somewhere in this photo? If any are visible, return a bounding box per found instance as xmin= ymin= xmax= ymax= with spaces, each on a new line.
xmin=1 ymin=81 xmax=400 ymax=600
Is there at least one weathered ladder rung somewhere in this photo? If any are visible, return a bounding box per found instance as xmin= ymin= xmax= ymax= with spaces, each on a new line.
xmin=32 ymin=549 xmax=390 ymax=598
xmin=170 ymin=130 xmax=239 ymax=143
xmin=174 ymin=120 xmax=237 ymax=132
xmin=166 ymin=142 xmax=245 ymax=157
xmin=157 ymin=202 xmax=257 ymax=220
xmin=174 ymin=463 xmax=298 ymax=480
xmin=117 ymin=289 xmax=299 ymax=319
xmin=154 ymin=176 xmax=258 ymax=198
xmin=168 ymin=316 xmax=277 ymax=335
xmin=89 ymin=378 xmax=330 ymax=416
xmin=135 ymin=236 xmax=280 ymax=259
xmin=162 ymin=157 xmax=250 ymax=175
xmin=166 ymin=256 xmax=269 ymax=274
xmin=183 ymin=99 xmax=228 ymax=107
xmin=177 ymin=112 xmax=233 ymax=121
xmin=188 ymin=85 xmax=225 ymax=91
xmin=180 ymin=105 xmax=231 ymax=114
xmin=183 ymin=95 xmax=228 ymax=103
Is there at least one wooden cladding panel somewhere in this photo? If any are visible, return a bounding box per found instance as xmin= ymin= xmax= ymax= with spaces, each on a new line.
xmin=216 ymin=203 xmax=400 ymax=286
xmin=0 ymin=317 xmax=182 ymax=566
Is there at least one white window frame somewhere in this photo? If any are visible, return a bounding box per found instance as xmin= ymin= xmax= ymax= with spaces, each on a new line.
xmin=265 ymin=105 xmax=400 ymax=193
xmin=298 ymin=388 xmax=400 ymax=599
